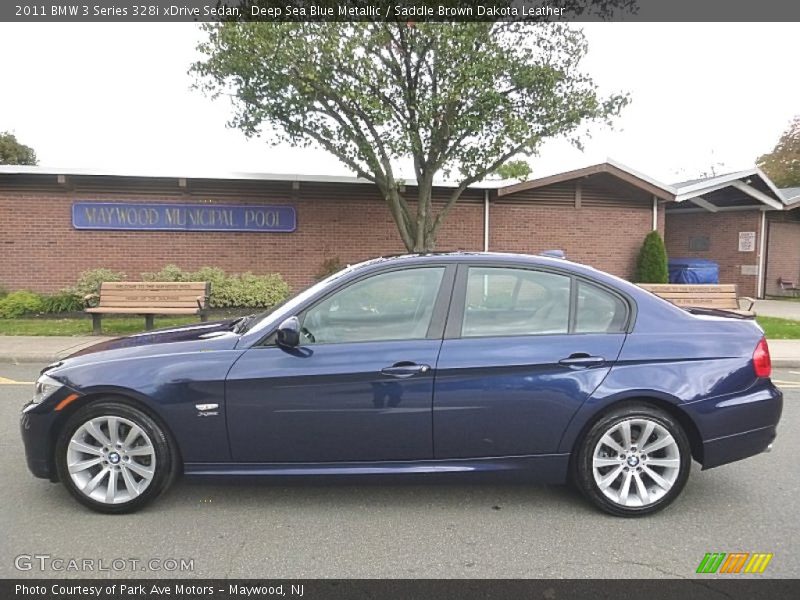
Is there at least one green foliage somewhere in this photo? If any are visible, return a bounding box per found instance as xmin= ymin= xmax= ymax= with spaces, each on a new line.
xmin=141 ymin=264 xmax=289 ymax=308
xmin=757 ymin=115 xmax=800 ymax=188
xmin=192 ymin=20 xmax=629 ymax=252
xmin=0 ymin=290 xmax=45 ymax=318
xmin=40 ymin=290 xmax=83 ymax=314
xmin=219 ymin=273 xmax=289 ymax=308
xmin=0 ymin=285 xmax=8 ymax=299
xmin=636 ymin=231 xmax=669 ymax=284
xmin=141 ymin=264 xmax=186 ymax=283
xmin=494 ymin=160 xmax=532 ymax=181
xmin=0 ymin=131 xmax=38 ymax=165
xmin=73 ymin=268 xmax=126 ymax=306
xmin=316 ymin=257 xmax=343 ymax=280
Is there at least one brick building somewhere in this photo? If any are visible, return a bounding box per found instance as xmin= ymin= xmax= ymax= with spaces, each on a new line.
xmin=664 ymin=170 xmax=799 ymax=298
xmin=0 ymin=162 xmax=669 ymax=294
xmin=0 ymin=161 xmax=797 ymax=298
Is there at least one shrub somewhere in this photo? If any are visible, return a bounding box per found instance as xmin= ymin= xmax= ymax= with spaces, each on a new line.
xmin=73 ymin=268 xmax=126 ymax=305
xmin=636 ymin=231 xmax=669 ymax=283
xmin=0 ymin=290 xmax=45 ymax=318
xmin=140 ymin=264 xmax=186 ymax=283
xmin=140 ymin=265 xmax=290 ymax=309
xmin=316 ymin=256 xmax=342 ymax=280
xmin=215 ymin=272 xmax=290 ymax=308
xmin=40 ymin=290 xmax=83 ymax=313
xmin=0 ymin=285 xmax=8 ymax=299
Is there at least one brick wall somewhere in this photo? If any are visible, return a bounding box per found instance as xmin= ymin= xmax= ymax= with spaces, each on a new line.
xmin=664 ymin=210 xmax=763 ymax=296
xmin=764 ymin=216 xmax=800 ymax=296
xmin=489 ymin=203 xmax=658 ymax=280
xmin=0 ymin=187 xmax=485 ymax=293
xmin=0 ymin=177 xmax=661 ymax=294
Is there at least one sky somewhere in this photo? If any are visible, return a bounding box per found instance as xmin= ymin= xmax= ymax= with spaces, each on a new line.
xmin=1 ymin=22 xmax=798 ymax=184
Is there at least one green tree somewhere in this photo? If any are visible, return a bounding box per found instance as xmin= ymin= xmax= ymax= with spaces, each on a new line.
xmin=757 ymin=116 xmax=800 ymax=188
xmin=192 ymin=20 xmax=629 ymax=252
xmin=0 ymin=131 xmax=38 ymax=165
xmin=636 ymin=231 xmax=669 ymax=283
xmin=494 ymin=160 xmax=533 ymax=181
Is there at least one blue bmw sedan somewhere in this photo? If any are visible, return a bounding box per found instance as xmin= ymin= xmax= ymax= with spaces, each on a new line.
xmin=20 ymin=253 xmax=782 ymax=516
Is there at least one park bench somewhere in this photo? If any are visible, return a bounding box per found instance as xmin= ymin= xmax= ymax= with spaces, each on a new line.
xmin=637 ymin=283 xmax=755 ymax=317
xmin=84 ymin=281 xmax=210 ymax=334
xmin=777 ymin=277 xmax=800 ymax=296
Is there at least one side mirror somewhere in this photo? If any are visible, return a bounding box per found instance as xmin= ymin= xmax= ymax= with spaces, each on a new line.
xmin=276 ymin=316 xmax=301 ymax=347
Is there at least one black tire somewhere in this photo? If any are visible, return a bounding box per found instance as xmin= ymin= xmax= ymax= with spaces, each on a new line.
xmin=55 ymin=400 xmax=177 ymax=513
xmin=574 ymin=403 xmax=692 ymax=517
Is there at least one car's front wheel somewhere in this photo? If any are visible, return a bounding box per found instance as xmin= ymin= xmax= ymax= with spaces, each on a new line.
xmin=575 ymin=403 xmax=692 ymax=517
xmin=55 ymin=400 xmax=176 ymax=513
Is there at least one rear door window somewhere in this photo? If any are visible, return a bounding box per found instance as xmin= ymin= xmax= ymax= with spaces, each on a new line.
xmin=462 ymin=267 xmax=571 ymax=337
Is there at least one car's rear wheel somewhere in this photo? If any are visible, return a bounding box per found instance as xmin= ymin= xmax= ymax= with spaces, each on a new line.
xmin=575 ymin=403 xmax=691 ymax=517
xmin=55 ymin=401 xmax=176 ymax=513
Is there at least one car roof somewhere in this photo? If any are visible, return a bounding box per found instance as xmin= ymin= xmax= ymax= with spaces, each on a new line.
xmin=345 ymin=251 xmax=640 ymax=293
xmin=348 ymin=251 xmax=581 ymax=270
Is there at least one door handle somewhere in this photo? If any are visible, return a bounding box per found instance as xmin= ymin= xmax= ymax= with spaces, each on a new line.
xmin=380 ymin=363 xmax=431 ymax=378
xmin=558 ymin=353 xmax=606 ymax=368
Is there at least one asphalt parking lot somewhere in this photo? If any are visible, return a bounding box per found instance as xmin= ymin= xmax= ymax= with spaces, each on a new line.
xmin=1 ymin=362 xmax=797 ymax=579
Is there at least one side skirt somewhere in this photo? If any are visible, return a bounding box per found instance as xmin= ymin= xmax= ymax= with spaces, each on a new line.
xmin=184 ymin=454 xmax=570 ymax=484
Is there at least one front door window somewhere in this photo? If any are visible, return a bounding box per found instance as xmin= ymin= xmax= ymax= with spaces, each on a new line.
xmin=301 ymin=267 xmax=445 ymax=344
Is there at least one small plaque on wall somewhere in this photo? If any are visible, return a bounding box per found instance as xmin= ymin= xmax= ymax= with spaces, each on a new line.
xmin=741 ymin=265 xmax=758 ymax=276
xmin=689 ymin=236 xmax=710 ymax=251
xmin=738 ymin=231 xmax=756 ymax=252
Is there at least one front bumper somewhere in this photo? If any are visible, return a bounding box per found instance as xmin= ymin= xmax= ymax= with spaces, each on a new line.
xmin=20 ymin=406 xmax=59 ymax=480
xmin=20 ymin=383 xmax=80 ymax=481
xmin=686 ymin=380 xmax=783 ymax=469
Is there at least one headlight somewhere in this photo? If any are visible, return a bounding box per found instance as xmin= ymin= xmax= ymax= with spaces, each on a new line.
xmin=32 ymin=374 xmax=63 ymax=404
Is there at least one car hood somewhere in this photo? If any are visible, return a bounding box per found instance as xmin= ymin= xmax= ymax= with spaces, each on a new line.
xmin=53 ymin=319 xmax=243 ymax=368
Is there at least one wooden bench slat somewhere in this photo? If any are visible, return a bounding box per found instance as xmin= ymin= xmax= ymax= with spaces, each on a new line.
xmin=99 ymin=288 xmax=206 ymax=295
xmin=97 ymin=302 xmax=202 ymax=309
xmin=101 ymin=281 xmax=207 ymax=289
xmin=97 ymin=295 xmax=206 ymax=302
xmin=668 ymin=299 xmax=739 ymax=307
xmin=639 ymin=284 xmax=737 ymax=293
xmin=86 ymin=307 xmax=202 ymax=314
xmin=652 ymin=292 xmax=738 ymax=299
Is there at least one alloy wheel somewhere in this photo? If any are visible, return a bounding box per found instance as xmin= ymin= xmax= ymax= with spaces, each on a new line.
xmin=66 ymin=415 xmax=157 ymax=505
xmin=591 ymin=418 xmax=681 ymax=508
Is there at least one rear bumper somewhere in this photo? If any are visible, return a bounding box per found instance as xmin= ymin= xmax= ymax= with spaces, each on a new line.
xmin=685 ymin=380 xmax=783 ymax=469
xmin=701 ymin=424 xmax=777 ymax=469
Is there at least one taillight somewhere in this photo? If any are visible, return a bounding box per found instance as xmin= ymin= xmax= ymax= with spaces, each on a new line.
xmin=753 ymin=337 xmax=772 ymax=378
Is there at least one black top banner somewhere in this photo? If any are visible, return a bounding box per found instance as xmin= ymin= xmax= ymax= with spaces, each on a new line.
xmin=3 ymin=0 xmax=800 ymax=22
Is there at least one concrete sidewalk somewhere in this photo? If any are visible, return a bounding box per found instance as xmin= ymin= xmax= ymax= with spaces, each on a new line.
xmin=0 ymin=335 xmax=113 ymax=364
xmin=2 ymin=333 xmax=800 ymax=367
xmin=754 ymin=299 xmax=800 ymax=320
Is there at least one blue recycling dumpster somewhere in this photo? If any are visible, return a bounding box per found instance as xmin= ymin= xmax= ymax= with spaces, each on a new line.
xmin=668 ymin=259 xmax=720 ymax=284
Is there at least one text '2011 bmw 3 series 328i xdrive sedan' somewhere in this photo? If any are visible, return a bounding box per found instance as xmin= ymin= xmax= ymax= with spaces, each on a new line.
xmin=20 ymin=253 xmax=782 ymax=516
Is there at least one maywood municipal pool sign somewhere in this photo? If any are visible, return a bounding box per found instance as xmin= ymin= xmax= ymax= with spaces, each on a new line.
xmin=71 ymin=202 xmax=296 ymax=233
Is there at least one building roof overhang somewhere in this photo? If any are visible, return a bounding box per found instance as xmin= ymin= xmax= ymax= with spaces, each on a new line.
xmin=0 ymin=165 xmax=511 ymax=190
xmin=669 ymin=168 xmax=787 ymax=212
xmin=496 ymin=159 xmax=676 ymax=201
